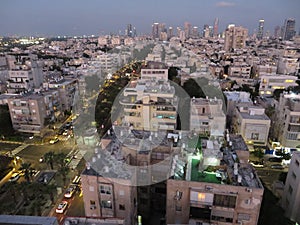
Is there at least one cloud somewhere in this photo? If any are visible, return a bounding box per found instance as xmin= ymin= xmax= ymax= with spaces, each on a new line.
xmin=215 ymin=1 xmax=236 ymax=7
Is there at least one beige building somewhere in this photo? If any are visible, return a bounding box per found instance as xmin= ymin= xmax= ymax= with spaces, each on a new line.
xmin=233 ymin=103 xmax=270 ymax=146
xmin=277 ymin=57 xmax=299 ymax=75
xmin=275 ymin=93 xmax=300 ymax=148
xmin=7 ymin=90 xmax=61 ymax=134
xmin=281 ymin=151 xmax=300 ymax=224
xmin=259 ymin=74 xmax=298 ymax=96
xmin=190 ymin=97 xmax=226 ymax=137
xmin=7 ymin=54 xmax=43 ymax=93
xmin=119 ymin=61 xmax=177 ymax=131
xmin=166 ymin=133 xmax=264 ymax=225
xmin=224 ymin=25 xmax=248 ymax=52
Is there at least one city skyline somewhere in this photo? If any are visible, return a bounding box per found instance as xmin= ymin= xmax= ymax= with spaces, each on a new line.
xmin=0 ymin=0 xmax=299 ymax=36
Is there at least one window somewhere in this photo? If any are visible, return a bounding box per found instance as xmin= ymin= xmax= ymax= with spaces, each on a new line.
xmin=251 ymin=133 xmax=259 ymax=140
xmin=237 ymin=213 xmax=251 ymax=221
xmin=90 ymin=200 xmax=96 ymax=210
xmin=100 ymin=185 xmax=112 ymax=194
xmin=119 ymin=190 xmax=125 ymax=196
xmin=89 ymin=186 xmax=94 ymax=192
xmin=175 ymin=205 xmax=182 ymax=212
xmin=119 ymin=204 xmax=125 ymax=210
xmin=213 ymin=194 xmax=236 ymax=208
xmin=101 ymin=200 xmax=112 ymax=209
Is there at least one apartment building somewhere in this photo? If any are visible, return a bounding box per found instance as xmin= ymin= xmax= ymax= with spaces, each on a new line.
xmin=281 ymin=152 xmax=300 ymax=224
xmin=277 ymin=57 xmax=299 ymax=75
xmin=275 ymin=93 xmax=300 ymax=148
xmin=6 ymin=90 xmax=61 ymax=134
xmin=166 ymin=132 xmax=264 ymax=225
xmin=228 ymin=64 xmax=251 ymax=78
xmin=47 ymin=78 xmax=78 ymax=112
xmin=81 ymin=158 xmax=137 ymax=225
xmin=224 ymin=25 xmax=248 ymax=52
xmin=259 ymin=74 xmax=298 ymax=96
xmin=119 ymin=61 xmax=177 ymax=131
xmin=190 ymin=97 xmax=226 ymax=137
xmin=233 ymin=103 xmax=270 ymax=146
xmin=254 ymin=64 xmax=277 ymax=76
xmin=7 ymin=54 xmax=43 ymax=93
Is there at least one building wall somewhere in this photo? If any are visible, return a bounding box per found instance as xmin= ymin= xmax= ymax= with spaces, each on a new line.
xmin=81 ymin=173 xmax=137 ymax=225
xmin=166 ymin=179 xmax=263 ymax=225
xmin=282 ymin=152 xmax=300 ymax=224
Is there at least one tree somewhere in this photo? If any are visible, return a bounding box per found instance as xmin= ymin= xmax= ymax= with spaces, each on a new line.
xmin=54 ymin=152 xmax=70 ymax=186
xmin=20 ymin=162 xmax=35 ymax=183
xmin=44 ymin=151 xmax=55 ymax=170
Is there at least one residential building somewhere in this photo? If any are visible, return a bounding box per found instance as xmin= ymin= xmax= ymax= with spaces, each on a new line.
xmin=228 ymin=64 xmax=251 ymax=78
xmin=81 ymin=163 xmax=136 ymax=225
xmin=275 ymin=93 xmax=300 ymax=148
xmin=190 ymin=97 xmax=226 ymax=137
xmin=233 ymin=103 xmax=271 ymax=146
xmin=277 ymin=57 xmax=299 ymax=75
xmin=224 ymin=25 xmax=248 ymax=52
xmin=166 ymin=132 xmax=264 ymax=225
xmin=64 ymin=217 xmax=124 ymax=225
xmin=6 ymin=90 xmax=60 ymax=134
xmin=119 ymin=61 xmax=177 ymax=131
xmin=255 ymin=64 xmax=277 ymax=76
xmin=259 ymin=74 xmax=298 ymax=96
xmin=7 ymin=54 xmax=44 ymax=93
xmin=281 ymin=151 xmax=300 ymax=224
xmin=213 ymin=18 xmax=219 ymax=37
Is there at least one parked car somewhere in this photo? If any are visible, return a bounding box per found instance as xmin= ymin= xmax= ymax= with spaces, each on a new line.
xmin=9 ymin=172 xmax=20 ymax=182
xmin=270 ymin=164 xmax=284 ymax=169
xmin=55 ymin=201 xmax=68 ymax=214
xmin=49 ymin=137 xmax=59 ymax=144
xmin=64 ymin=185 xmax=76 ymax=198
xmin=250 ymin=161 xmax=264 ymax=168
xmin=268 ymin=157 xmax=282 ymax=163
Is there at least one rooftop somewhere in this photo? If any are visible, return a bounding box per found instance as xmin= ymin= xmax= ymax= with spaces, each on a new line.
xmin=141 ymin=61 xmax=168 ymax=70
xmin=63 ymin=217 xmax=124 ymax=225
xmin=0 ymin=215 xmax=58 ymax=225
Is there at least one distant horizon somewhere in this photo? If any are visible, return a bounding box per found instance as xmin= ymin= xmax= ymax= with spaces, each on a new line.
xmin=0 ymin=0 xmax=299 ymax=37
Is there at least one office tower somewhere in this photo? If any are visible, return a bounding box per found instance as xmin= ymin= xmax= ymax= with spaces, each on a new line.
xmin=191 ymin=26 xmax=199 ymax=38
xmin=152 ymin=22 xmax=159 ymax=39
xmin=282 ymin=152 xmax=300 ymax=224
xmin=184 ymin=22 xmax=192 ymax=38
xmin=213 ymin=18 xmax=219 ymax=37
xmin=176 ymin=27 xmax=181 ymax=37
xmin=126 ymin=24 xmax=133 ymax=37
xmin=283 ymin=18 xmax=296 ymax=40
xmin=167 ymin=26 xmax=173 ymax=39
xmin=224 ymin=25 xmax=248 ymax=52
xmin=257 ymin=19 xmax=264 ymax=40
xmin=274 ymin=25 xmax=281 ymax=39
xmin=203 ymin=24 xmax=210 ymax=38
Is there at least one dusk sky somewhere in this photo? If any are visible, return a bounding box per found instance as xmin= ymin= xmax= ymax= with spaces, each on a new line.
xmin=0 ymin=0 xmax=299 ymax=36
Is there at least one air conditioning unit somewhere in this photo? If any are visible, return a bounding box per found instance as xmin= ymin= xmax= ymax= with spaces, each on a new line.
xmin=90 ymin=205 xmax=96 ymax=210
xmin=246 ymin=188 xmax=252 ymax=193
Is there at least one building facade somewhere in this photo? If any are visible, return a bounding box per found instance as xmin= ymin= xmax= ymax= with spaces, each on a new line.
xmin=281 ymin=152 xmax=300 ymax=224
xmin=224 ymin=25 xmax=248 ymax=52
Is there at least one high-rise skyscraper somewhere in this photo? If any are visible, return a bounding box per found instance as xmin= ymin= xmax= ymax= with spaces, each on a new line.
xmin=283 ymin=18 xmax=296 ymax=40
xmin=274 ymin=25 xmax=281 ymax=39
xmin=184 ymin=22 xmax=192 ymax=39
xmin=257 ymin=19 xmax=264 ymax=40
xmin=167 ymin=27 xmax=173 ymax=39
xmin=126 ymin=24 xmax=133 ymax=37
xmin=152 ymin=22 xmax=159 ymax=39
xmin=213 ymin=18 xmax=219 ymax=37
xmin=224 ymin=24 xmax=248 ymax=52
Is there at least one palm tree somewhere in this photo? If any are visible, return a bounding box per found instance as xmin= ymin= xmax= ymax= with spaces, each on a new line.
xmin=20 ymin=162 xmax=35 ymax=183
xmin=43 ymin=151 xmax=55 ymax=170
xmin=43 ymin=183 xmax=57 ymax=204
xmin=54 ymin=153 xmax=70 ymax=186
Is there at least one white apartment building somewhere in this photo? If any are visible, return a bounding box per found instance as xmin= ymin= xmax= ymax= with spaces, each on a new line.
xmin=7 ymin=55 xmax=43 ymax=93
xmin=277 ymin=57 xmax=299 ymax=75
xmin=228 ymin=64 xmax=251 ymax=78
xmin=190 ymin=97 xmax=226 ymax=137
xmin=224 ymin=25 xmax=248 ymax=52
xmin=119 ymin=62 xmax=177 ymax=131
xmin=255 ymin=64 xmax=277 ymax=76
xmin=233 ymin=103 xmax=270 ymax=146
xmin=275 ymin=93 xmax=300 ymax=148
xmin=259 ymin=74 xmax=298 ymax=96
xmin=281 ymin=152 xmax=300 ymax=224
